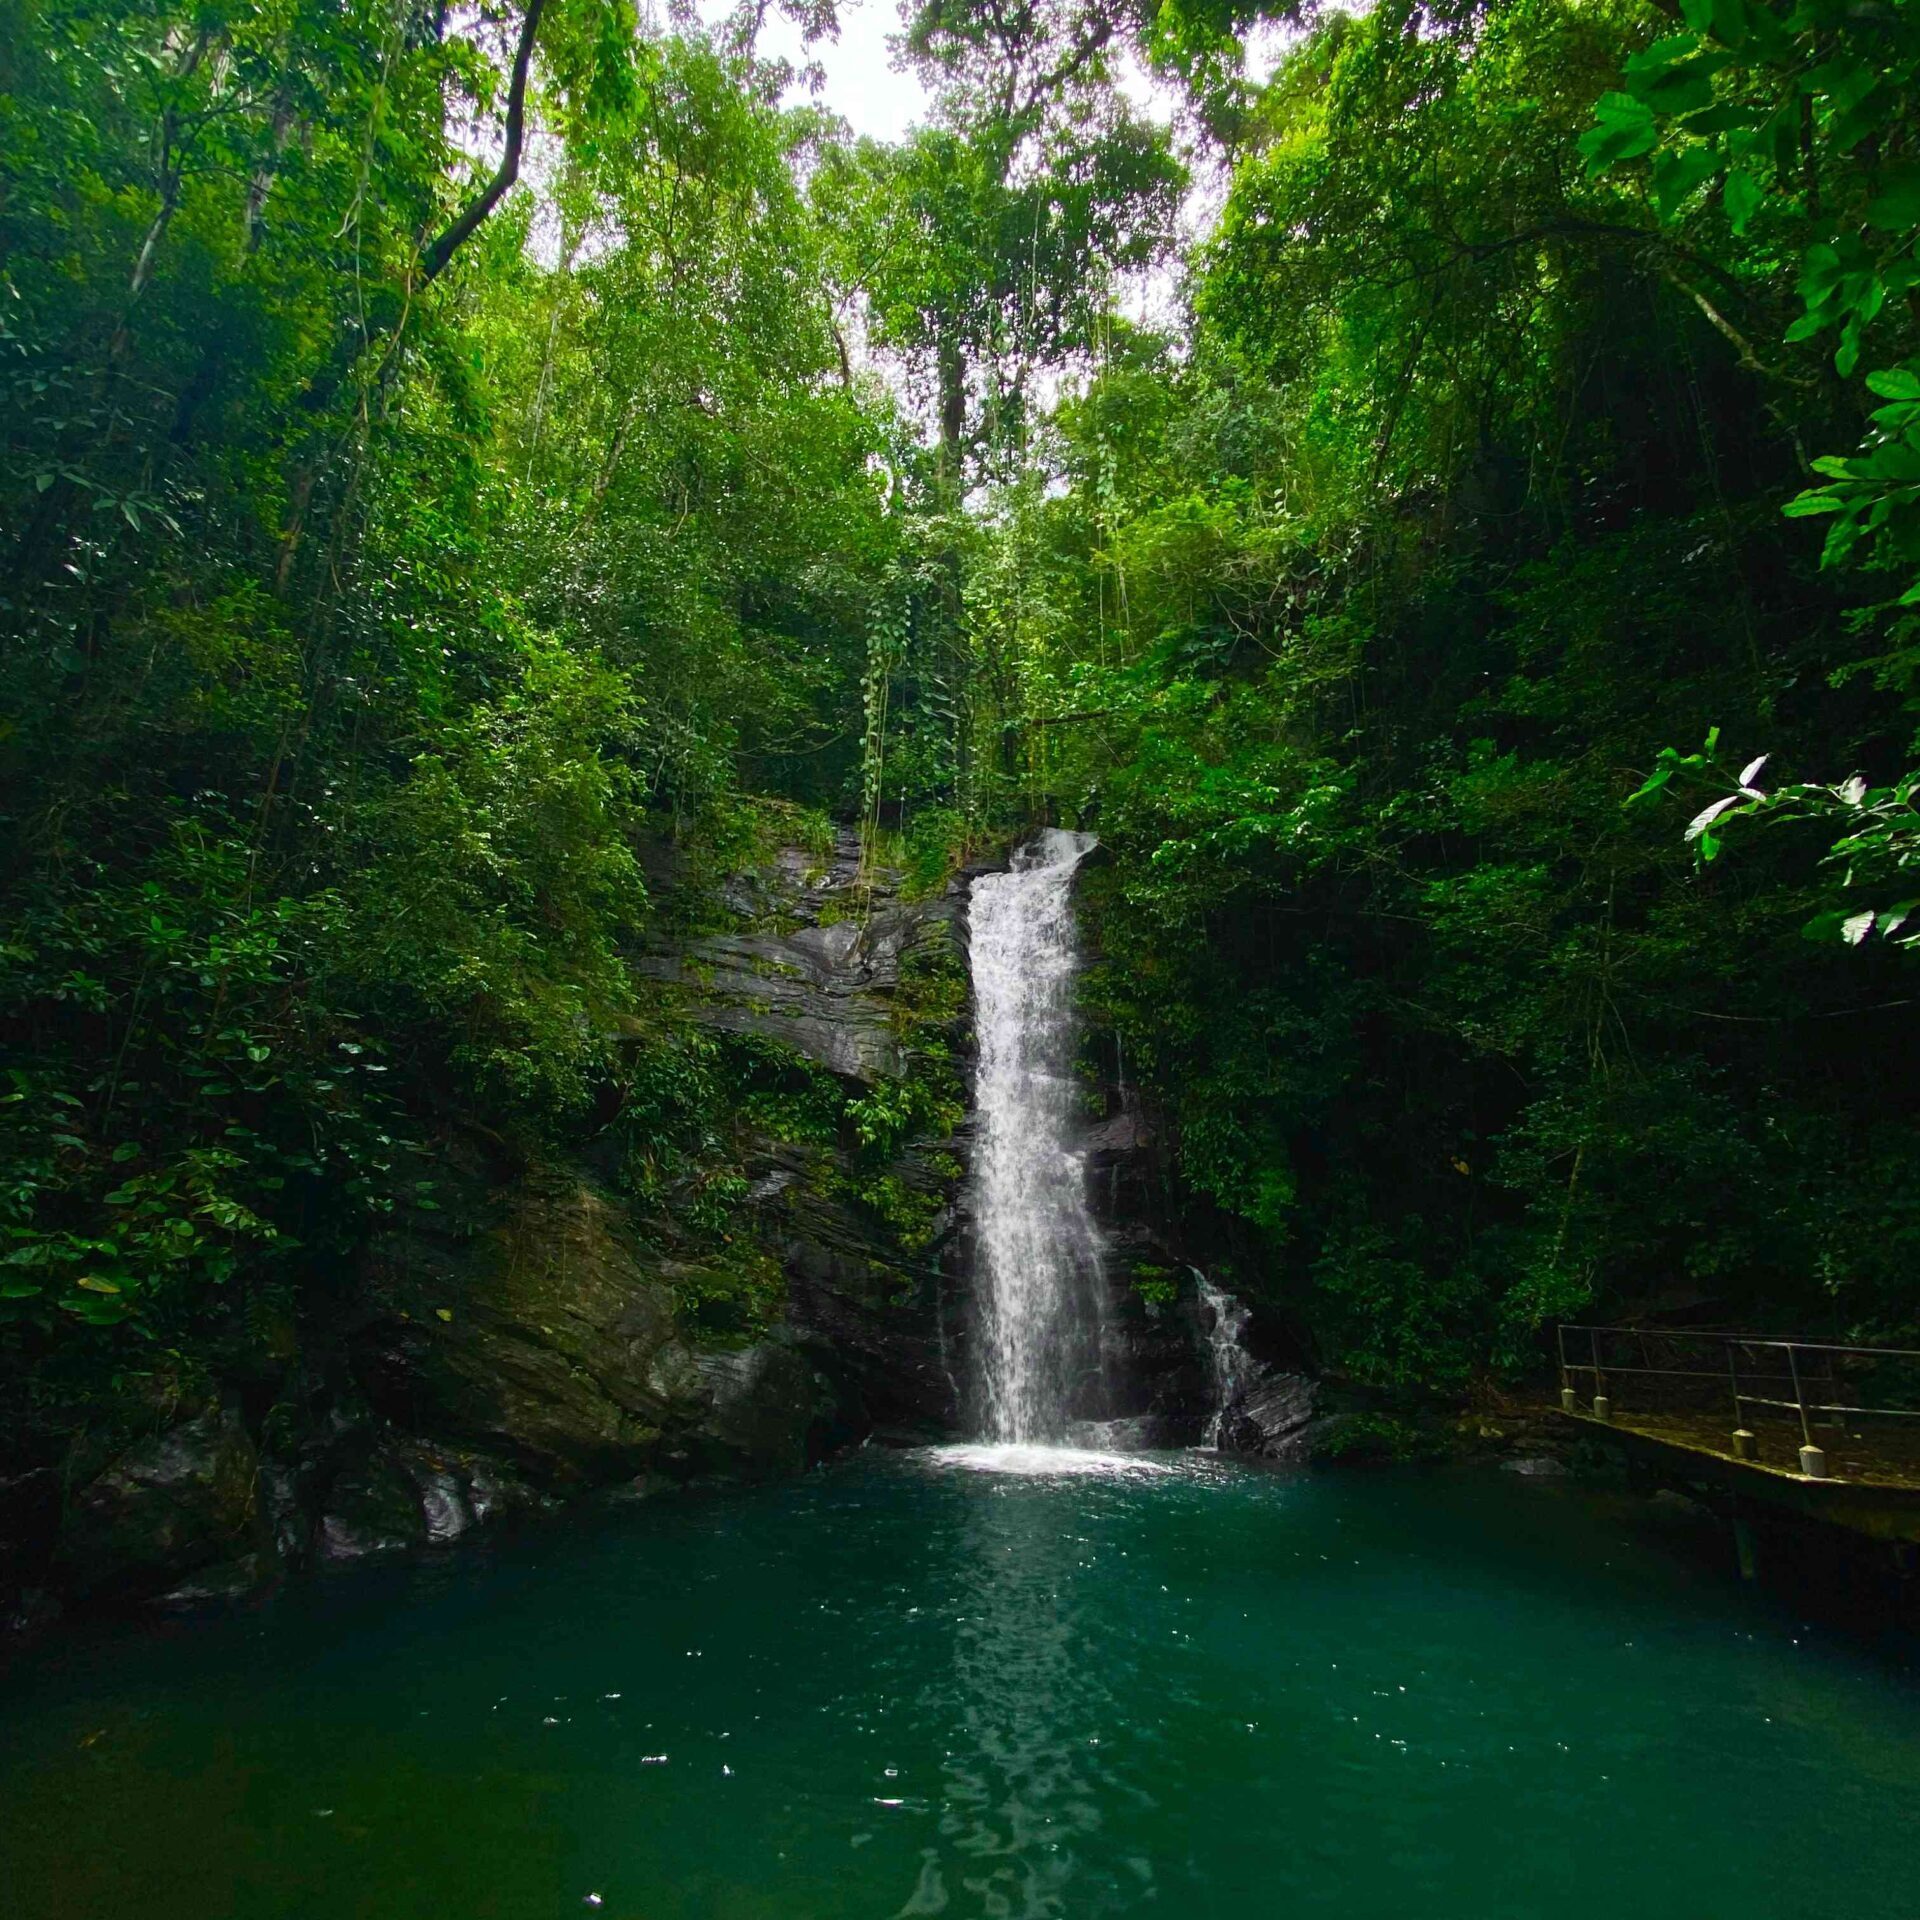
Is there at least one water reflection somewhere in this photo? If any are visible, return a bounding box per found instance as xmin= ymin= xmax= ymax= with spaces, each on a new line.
xmin=910 ymin=1457 xmax=1162 ymax=1918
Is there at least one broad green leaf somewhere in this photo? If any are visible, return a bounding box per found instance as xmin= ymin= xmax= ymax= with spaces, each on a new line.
xmin=1723 ymin=168 xmax=1764 ymax=234
xmin=1580 ymin=94 xmax=1658 ymax=174
xmin=1865 ymin=165 xmax=1920 ymax=232
xmin=1865 ymin=367 xmax=1920 ymax=402
xmin=1653 ymin=146 xmax=1719 ymax=221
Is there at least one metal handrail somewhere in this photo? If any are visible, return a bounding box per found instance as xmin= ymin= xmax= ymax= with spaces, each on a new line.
xmin=1554 ymin=1323 xmax=1920 ymax=1477
xmin=1558 ymin=1324 xmax=1920 ymax=1361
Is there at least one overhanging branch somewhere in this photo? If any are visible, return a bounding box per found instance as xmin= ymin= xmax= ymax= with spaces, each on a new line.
xmin=418 ymin=0 xmax=549 ymax=286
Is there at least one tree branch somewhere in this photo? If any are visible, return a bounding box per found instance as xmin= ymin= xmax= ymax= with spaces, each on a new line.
xmin=295 ymin=0 xmax=547 ymax=419
xmin=418 ymin=0 xmax=548 ymax=287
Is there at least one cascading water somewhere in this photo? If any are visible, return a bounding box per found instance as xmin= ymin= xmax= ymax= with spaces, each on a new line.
xmin=1196 ymin=1275 xmax=1258 ymax=1450
xmin=968 ymin=829 xmax=1107 ymax=1443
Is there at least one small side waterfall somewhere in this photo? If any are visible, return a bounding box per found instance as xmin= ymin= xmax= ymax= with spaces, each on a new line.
xmin=968 ymin=830 xmax=1106 ymax=1442
xmin=1196 ymin=1276 xmax=1258 ymax=1450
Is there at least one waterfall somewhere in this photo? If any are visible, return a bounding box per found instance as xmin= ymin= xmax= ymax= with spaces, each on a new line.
xmin=968 ymin=829 xmax=1106 ymax=1443
xmin=1196 ymin=1276 xmax=1257 ymax=1450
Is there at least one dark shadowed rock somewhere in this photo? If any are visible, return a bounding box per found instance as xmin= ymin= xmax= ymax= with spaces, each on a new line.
xmin=153 ymin=1554 xmax=270 ymax=1607
xmin=1225 ymin=1372 xmax=1323 ymax=1459
xmin=0 ymin=1467 xmax=59 ymax=1581
xmin=5 ymin=1585 xmax=62 ymax=1638
xmin=318 ymin=1445 xmax=436 ymax=1562
xmin=314 ymin=1434 xmax=550 ymax=1563
xmin=55 ymin=1410 xmax=258 ymax=1600
xmin=354 ymin=1173 xmax=834 ymax=1489
xmin=1504 ymin=1455 xmax=1571 ymax=1479
xmin=756 ymin=1145 xmax=965 ymax=1437
xmin=356 ymin=1177 xmax=697 ymax=1479
xmin=686 ymin=1343 xmax=833 ymax=1477
xmin=631 ymin=910 xmax=963 ymax=1085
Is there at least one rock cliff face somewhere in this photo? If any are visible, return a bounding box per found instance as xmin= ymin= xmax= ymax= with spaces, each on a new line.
xmin=1067 ymin=876 xmax=1324 ymax=1460
xmin=8 ymin=830 xmax=976 ymax=1625
xmin=7 ymin=828 xmax=1305 ymax=1630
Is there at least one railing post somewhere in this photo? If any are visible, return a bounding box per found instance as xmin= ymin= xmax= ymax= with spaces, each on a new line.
xmin=1728 ymin=1340 xmax=1756 ymax=1461
xmin=1558 ymin=1325 xmax=1575 ymax=1413
xmin=1787 ymin=1344 xmax=1827 ymax=1478
xmin=1590 ymin=1328 xmax=1610 ymax=1422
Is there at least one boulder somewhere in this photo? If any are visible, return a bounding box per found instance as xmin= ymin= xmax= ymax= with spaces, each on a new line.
xmin=318 ymin=1445 xmax=438 ymax=1563
xmin=1227 ymin=1371 xmax=1324 ymax=1460
xmin=685 ymin=1343 xmax=834 ymax=1478
xmin=356 ymin=1177 xmax=697 ymax=1479
xmin=55 ymin=1409 xmax=258 ymax=1600
xmin=1503 ymin=1455 xmax=1572 ymax=1479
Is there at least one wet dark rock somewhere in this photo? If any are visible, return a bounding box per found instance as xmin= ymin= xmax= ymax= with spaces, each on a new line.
xmin=1504 ymin=1455 xmax=1572 ymax=1479
xmin=1100 ymin=1281 xmax=1214 ymax=1443
xmin=465 ymin=1455 xmax=549 ymax=1527
xmin=758 ymin=1147 xmax=964 ymax=1437
xmin=5 ymin=1586 xmax=63 ymax=1639
xmin=0 ymin=1467 xmax=60 ymax=1578
xmin=1225 ymin=1371 xmax=1324 ymax=1460
xmin=354 ymin=1169 xmax=841 ymax=1491
xmin=318 ymin=1446 xmax=429 ymax=1563
xmin=258 ymin=1460 xmax=314 ymax=1569
xmin=633 ymin=930 xmax=902 ymax=1080
xmin=357 ymin=1177 xmax=701 ymax=1479
xmin=55 ymin=1409 xmax=259 ymax=1601
xmin=313 ymin=1435 xmax=548 ymax=1563
xmin=632 ymin=910 xmax=962 ymax=1085
xmin=604 ymin=1471 xmax=676 ymax=1505
xmin=153 ymin=1553 xmax=270 ymax=1607
xmin=631 ymin=825 xmax=966 ymax=1088
xmin=1082 ymin=1106 xmax=1152 ymax=1161
xmin=686 ymin=1343 xmax=833 ymax=1477
xmin=1648 ymin=1486 xmax=1707 ymax=1516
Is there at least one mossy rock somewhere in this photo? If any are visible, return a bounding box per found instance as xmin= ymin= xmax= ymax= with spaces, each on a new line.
xmin=356 ymin=1174 xmax=825 ymax=1485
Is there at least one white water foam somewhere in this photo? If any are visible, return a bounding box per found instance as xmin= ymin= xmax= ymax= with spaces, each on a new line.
xmin=925 ymin=1443 xmax=1173 ymax=1479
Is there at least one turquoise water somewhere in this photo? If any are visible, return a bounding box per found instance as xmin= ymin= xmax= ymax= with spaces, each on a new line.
xmin=2 ymin=1447 xmax=1916 ymax=1919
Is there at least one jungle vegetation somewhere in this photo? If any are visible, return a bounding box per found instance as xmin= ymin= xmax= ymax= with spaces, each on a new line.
xmin=3 ymin=0 xmax=1917 ymax=1443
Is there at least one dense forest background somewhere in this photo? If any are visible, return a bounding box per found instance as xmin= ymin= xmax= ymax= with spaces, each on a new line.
xmin=4 ymin=0 xmax=1918 ymax=1454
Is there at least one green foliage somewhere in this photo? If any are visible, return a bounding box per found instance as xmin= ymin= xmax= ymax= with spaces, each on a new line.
xmin=1311 ymin=1412 xmax=1445 ymax=1466
xmin=1130 ymin=1264 xmax=1180 ymax=1308
xmin=672 ymin=1244 xmax=787 ymax=1345
xmin=0 ymin=0 xmax=912 ymax=1441
xmin=12 ymin=0 xmax=1920 ymax=1447
xmin=932 ymin=0 xmax=1920 ymax=1385
xmin=1579 ymin=0 xmax=1920 ymax=915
